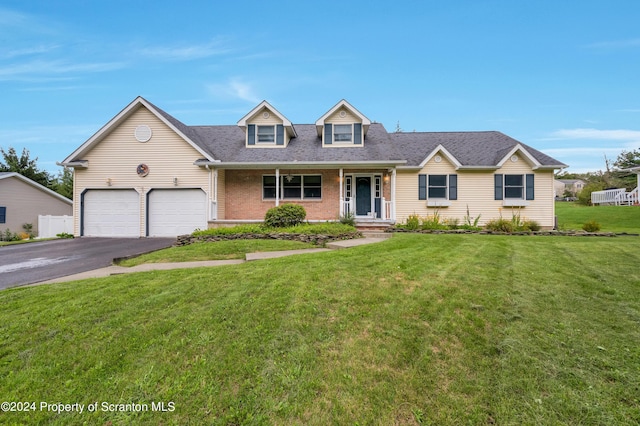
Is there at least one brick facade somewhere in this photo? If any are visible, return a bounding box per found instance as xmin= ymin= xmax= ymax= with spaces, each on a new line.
xmin=223 ymin=168 xmax=393 ymax=220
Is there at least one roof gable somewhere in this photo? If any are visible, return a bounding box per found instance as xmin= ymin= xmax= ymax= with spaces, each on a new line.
xmin=495 ymin=144 xmax=541 ymax=170
xmin=0 ymin=172 xmax=72 ymax=205
xmin=60 ymin=96 xmax=215 ymax=166
xmin=315 ymin=99 xmax=371 ymax=137
xmin=417 ymin=144 xmax=462 ymax=169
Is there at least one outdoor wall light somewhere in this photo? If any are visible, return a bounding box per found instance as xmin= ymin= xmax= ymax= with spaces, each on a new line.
xmin=106 ymin=178 xmax=112 ymax=186
xmin=173 ymin=177 xmax=178 ymax=186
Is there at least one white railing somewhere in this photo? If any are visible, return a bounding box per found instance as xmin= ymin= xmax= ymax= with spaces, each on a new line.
xmin=591 ymin=188 xmax=638 ymax=205
xmin=341 ymin=198 xmax=354 ymax=216
xmin=383 ymin=198 xmax=394 ymax=221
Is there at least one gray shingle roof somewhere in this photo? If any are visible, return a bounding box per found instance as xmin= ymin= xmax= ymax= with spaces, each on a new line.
xmin=92 ymin=97 xmax=566 ymax=169
xmin=389 ymin=131 xmax=565 ymax=168
xmin=189 ymin=123 xmax=406 ymax=165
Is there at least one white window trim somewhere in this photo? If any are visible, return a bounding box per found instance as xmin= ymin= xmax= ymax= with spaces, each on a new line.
xmin=427 ymin=174 xmax=451 ymax=207
xmin=504 ymin=174 xmax=524 ymax=200
xmin=333 ymin=124 xmax=353 ymax=143
xmin=256 ymin=125 xmax=276 ymax=144
xmin=262 ymin=174 xmax=322 ymax=201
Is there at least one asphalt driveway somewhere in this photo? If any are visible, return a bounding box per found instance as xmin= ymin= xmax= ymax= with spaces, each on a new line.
xmin=0 ymin=238 xmax=175 ymax=290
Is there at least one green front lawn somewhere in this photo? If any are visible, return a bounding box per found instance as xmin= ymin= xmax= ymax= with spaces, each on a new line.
xmin=118 ymin=239 xmax=315 ymax=267
xmin=1 ymin=234 xmax=639 ymax=424
xmin=556 ymin=201 xmax=640 ymax=233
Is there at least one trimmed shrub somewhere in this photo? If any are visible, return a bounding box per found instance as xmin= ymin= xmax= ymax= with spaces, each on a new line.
xmin=582 ymin=220 xmax=601 ymax=232
xmin=264 ymin=203 xmax=307 ymax=228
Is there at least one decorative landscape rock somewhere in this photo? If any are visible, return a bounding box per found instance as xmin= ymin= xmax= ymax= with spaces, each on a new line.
xmin=176 ymin=231 xmax=362 ymax=246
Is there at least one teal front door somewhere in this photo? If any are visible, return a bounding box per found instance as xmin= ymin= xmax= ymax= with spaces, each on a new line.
xmin=355 ymin=177 xmax=372 ymax=216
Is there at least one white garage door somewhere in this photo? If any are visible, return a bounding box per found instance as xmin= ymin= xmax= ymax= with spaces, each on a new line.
xmin=148 ymin=189 xmax=207 ymax=237
xmin=83 ymin=189 xmax=140 ymax=237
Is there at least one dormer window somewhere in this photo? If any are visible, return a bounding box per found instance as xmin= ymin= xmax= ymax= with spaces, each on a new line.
xmin=334 ymin=124 xmax=353 ymax=143
xmin=257 ymin=125 xmax=275 ymax=143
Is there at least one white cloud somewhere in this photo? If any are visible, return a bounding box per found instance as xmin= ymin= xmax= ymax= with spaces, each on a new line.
xmin=137 ymin=39 xmax=231 ymax=61
xmin=0 ymin=59 xmax=126 ymax=81
xmin=548 ymin=128 xmax=640 ymax=141
xmin=206 ymin=78 xmax=260 ymax=104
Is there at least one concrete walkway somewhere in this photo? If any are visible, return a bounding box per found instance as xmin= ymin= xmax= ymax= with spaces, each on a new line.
xmin=35 ymin=236 xmax=389 ymax=285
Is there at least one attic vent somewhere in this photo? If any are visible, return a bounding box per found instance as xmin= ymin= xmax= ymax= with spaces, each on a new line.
xmin=339 ymin=110 xmax=347 ymax=118
xmin=511 ymin=155 xmax=518 ymax=162
xmin=134 ymin=125 xmax=152 ymax=142
xmin=434 ymin=155 xmax=442 ymax=163
xmin=262 ymin=112 xmax=270 ymax=119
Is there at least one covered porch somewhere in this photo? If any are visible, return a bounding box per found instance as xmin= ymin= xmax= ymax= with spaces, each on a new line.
xmin=204 ymin=164 xmax=399 ymax=225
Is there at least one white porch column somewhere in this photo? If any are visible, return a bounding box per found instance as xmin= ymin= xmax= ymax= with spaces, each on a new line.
xmin=275 ymin=168 xmax=280 ymax=207
xmin=339 ymin=168 xmax=344 ymax=216
xmin=212 ymin=168 xmax=218 ymax=220
xmin=391 ymin=168 xmax=397 ymax=221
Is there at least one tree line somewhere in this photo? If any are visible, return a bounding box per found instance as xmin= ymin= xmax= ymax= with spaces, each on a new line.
xmin=1 ymin=147 xmax=73 ymax=199
xmin=556 ymin=149 xmax=640 ymax=204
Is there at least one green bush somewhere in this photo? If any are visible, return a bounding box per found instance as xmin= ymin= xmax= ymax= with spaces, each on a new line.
xmin=577 ymin=182 xmax=605 ymax=205
xmin=264 ymin=204 xmax=307 ymax=228
xmin=1 ymin=229 xmax=20 ymax=242
xmin=484 ymin=218 xmax=515 ymax=233
xmin=521 ymin=220 xmax=541 ymax=232
xmin=405 ymin=214 xmax=421 ymax=230
xmin=582 ymin=220 xmax=601 ymax=232
xmin=339 ymin=211 xmax=355 ymax=226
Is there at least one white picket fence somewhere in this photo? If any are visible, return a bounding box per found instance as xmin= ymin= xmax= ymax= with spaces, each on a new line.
xmin=38 ymin=215 xmax=73 ymax=238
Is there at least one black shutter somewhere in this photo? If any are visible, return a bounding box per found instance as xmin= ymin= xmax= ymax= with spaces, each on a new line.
xmin=494 ymin=174 xmax=503 ymax=200
xmin=526 ymin=174 xmax=535 ymax=200
xmin=354 ymin=123 xmax=362 ymax=144
xmin=247 ymin=124 xmax=255 ymax=145
xmin=324 ymin=123 xmax=332 ymax=145
xmin=276 ymin=124 xmax=284 ymax=145
xmin=419 ymin=174 xmax=427 ymax=200
xmin=449 ymin=174 xmax=457 ymax=200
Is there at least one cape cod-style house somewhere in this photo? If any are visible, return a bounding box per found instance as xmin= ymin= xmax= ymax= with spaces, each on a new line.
xmin=59 ymin=97 xmax=566 ymax=237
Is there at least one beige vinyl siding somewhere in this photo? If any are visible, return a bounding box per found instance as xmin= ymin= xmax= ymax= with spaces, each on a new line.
xmin=395 ymin=152 xmax=556 ymax=229
xmin=326 ymin=108 xmax=359 ymax=124
xmin=0 ymin=176 xmax=72 ymax=235
xmin=246 ymin=107 xmax=291 ymax=147
xmin=73 ymin=106 xmax=209 ymax=236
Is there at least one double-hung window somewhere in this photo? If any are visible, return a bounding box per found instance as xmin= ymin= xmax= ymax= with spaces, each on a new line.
xmin=418 ymin=174 xmax=457 ymax=206
xmin=0 ymin=206 xmax=5 ymax=224
xmin=257 ymin=125 xmax=275 ymax=143
xmin=504 ymin=175 xmax=524 ymax=198
xmin=333 ymin=124 xmax=352 ymax=143
xmin=495 ymin=174 xmax=534 ymax=205
xmin=263 ymin=175 xmax=322 ymax=200
xmin=428 ymin=175 xmax=448 ymax=198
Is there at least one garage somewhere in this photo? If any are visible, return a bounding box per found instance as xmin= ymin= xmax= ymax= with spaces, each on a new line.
xmin=82 ymin=189 xmax=140 ymax=237
xmin=147 ymin=189 xmax=207 ymax=237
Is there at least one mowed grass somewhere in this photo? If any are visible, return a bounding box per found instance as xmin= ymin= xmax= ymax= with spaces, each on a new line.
xmin=118 ymin=239 xmax=315 ymax=266
xmin=1 ymin=234 xmax=639 ymax=425
xmin=556 ymin=201 xmax=640 ymax=233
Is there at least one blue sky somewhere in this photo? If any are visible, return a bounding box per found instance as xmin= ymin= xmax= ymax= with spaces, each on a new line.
xmin=2 ymin=0 xmax=640 ymax=174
